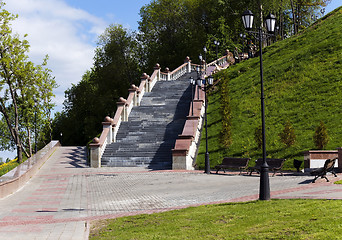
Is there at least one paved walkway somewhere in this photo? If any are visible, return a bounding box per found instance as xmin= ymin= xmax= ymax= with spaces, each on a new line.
xmin=0 ymin=147 xmax=341 ymax=240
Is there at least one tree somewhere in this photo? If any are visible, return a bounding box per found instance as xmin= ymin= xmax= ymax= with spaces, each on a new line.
xmin=279 ymin=120 xmax=296 ymax=147
xmin=55 ymin=24 xmax=141 ymax=146
xmin=313 ymin=121 xmax=329 ymax=150
xmin=0 ymin=4 xmax=56 ymax=163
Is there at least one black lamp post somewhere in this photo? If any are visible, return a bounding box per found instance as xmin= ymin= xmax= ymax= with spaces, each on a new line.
xmin=242 ymin=9 xmax=276 ymax=201
xmin=196 ymin=65 xmax=201 ymax=100
xmin=34 ymin=98 xmax=37 ymax=153
xmin=204 ymin=75 xmax=214 ymax=174
xmin=203 ymin=46 xmax=207 ymax=73
xmin=214 ymin=40 xmax=220 ymax=59
xmin=189 ymin=76 xmax=194 ymax=116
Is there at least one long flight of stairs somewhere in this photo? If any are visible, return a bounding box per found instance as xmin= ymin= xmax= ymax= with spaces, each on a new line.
xmin=101 ymin=72 xmax=195 ymax=169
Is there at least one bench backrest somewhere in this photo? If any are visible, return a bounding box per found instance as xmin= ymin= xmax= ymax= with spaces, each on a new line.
xmin=323 ymin=158 xmax=337 ymax=171
xmin=256 ymin=158 xmax=286 ymax=168
xmin=222 ymin=157 xmax=250 ymax=167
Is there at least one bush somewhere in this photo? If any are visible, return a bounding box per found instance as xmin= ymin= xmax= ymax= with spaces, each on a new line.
xmin=0 ymin=158 xmax=19 ymax=176
xmin=313 ymin=121 xmax=329 ymax=149
xmin=279 ymin=120 xmax=296 ymax=147
xmin=254 ymin=125 xmax=263 ymax=149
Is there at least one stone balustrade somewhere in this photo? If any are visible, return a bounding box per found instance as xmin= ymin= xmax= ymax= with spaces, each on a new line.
xmin=172 ymin=51 xmax=235 ymax=170
xmin=0 ymin=141 xmax=60 ymax=198
xmin=89 ymin=51 xmax=235 ymax=169
xmin=172 ymin=85 xmax=205 ymax=170
xmin=89 ymin=57 xmax=192 ymax=168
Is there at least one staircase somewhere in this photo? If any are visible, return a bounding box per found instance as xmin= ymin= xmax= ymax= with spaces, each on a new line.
xmin=101 ymin=72 xmax=194 ymax=169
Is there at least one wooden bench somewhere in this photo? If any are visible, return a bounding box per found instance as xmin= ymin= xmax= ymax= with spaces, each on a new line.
xmin=310 ymin=158 xmax=338 ymax=183
xmin=248 ymin=158 xmax=286 ymax=177
xmin=215 ymin=157 xmax=250 ymax=174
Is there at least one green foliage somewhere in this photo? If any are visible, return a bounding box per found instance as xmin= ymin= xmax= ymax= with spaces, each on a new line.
xmin=197 ymin=7 xmax=342 ymax=170
xmin=90 ymin=199 xmax=342 ymax=239
xmin=313 ymin=121 xmax=329 ymax=150
xmin=0 ymin=3 xmax=56 ymax=162
xmin=53 ymin=25 xmax=141 ymax=146
xmin=0 ymin=158 xmax=19 ymax=176
xmin=279 ymin=120 xmax=296 ymax=147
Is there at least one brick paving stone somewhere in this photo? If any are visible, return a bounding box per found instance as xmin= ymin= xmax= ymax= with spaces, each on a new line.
xmin=0 ymin=146 xmax=341 ymax=239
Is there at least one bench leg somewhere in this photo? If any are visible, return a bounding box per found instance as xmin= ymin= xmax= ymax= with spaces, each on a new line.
xmin=312 ymin=175 xmax=319 ymax=183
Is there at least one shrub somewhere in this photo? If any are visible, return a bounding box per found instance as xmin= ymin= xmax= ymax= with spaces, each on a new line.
xmin=254 ymin=125 xmax=263 ymax=149
xmin=279 ymin=120 xmax=296 ymax=147
xmin=0 ymin=158 xmax=19 ymax=176
xmin=313 ymin=121 xmax=329 ymax=149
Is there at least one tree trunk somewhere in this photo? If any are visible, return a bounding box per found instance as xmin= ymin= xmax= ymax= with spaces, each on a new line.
xmin=290 ymin=0 xmax=297 ymax=34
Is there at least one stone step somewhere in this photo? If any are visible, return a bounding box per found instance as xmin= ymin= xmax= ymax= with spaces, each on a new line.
xmin=101 ymin=72 xmax=197 ymax=169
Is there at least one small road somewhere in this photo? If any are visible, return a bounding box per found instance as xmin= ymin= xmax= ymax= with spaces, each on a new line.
xmin=0 ymin=146 xmax=341 ymax=240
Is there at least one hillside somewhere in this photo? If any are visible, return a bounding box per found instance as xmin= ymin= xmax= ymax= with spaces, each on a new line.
xmin=197 ymin=7 xmax=342 ymax=170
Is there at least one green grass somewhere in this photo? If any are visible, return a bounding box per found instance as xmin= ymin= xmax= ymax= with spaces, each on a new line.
xmin=334 ymin=180 xmax=342 ymax=185
xmin=90 ymin=199 xmax=342 ymax=239
xmin=197 ymin=7 xmax=342 ymax=170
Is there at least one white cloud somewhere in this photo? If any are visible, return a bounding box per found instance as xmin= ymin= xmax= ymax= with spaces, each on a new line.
xmin=4 ymin=0 xmax=107 ymax=112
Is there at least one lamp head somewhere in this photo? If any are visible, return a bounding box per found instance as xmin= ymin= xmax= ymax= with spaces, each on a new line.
xmin=265 ymin=13 xmax=276 ymax=33
xmin=242 ymin=9 xmax=254 ymax=31
xmin=208 ymin=75 xmax=214 ymax=85
xmin=196 ymin=78 xmax=202 ymax=87
xmin=189 ymin=76 xmax=194 ymax=85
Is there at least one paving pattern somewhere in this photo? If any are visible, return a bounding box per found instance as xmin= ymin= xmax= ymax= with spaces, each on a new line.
xmin=0 ymin=146 xmax=341 ymax=240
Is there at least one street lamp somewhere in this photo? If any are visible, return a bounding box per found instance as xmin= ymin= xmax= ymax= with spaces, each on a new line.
xmin=189 ymin=76 xmax=195 ymax=116
xmin=204 ymin=75 xmax=214 ymax=174
xmin=196 ymin=65 xmax=201 ymax=99
xmin=214 ymin=40 xmax=220 ymax=59
xmin=34 ymin=98 xmax=37 ymax=154
xmin=196 ymin=77 xmax=202 ymax=101
xmin=242 ymin=9 xmax=276 ymax=200
xmin=203 ymin=46 xmax=207 ymax=73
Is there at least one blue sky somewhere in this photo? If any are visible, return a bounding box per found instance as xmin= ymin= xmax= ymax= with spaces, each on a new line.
xmin=1 ymin=0 xmax=341 ymax=160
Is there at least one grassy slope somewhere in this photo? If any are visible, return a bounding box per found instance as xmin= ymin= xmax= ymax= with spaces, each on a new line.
xmin=197 ymin=7 xmax=342 ymax=170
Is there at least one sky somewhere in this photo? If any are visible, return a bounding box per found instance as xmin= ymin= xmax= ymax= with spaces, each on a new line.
xmin=0 ymin=0 xmax=341 ymax=161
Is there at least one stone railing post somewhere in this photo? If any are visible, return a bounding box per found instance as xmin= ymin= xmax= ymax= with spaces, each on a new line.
xmin=154 ymin=63 xmax=161 ymax=81
xmin=117 ymin=97 xmax=127 ymax=121
xmin=165 ymin=67 xmax=170 ymax=81
xmin=103 ymin=116 xmax=113 ymax=143
xmin=129 ymin=84 xmax=139 ymax=106
xmin=184 ymin=56 xmax=191 ymax=73
xmin=141 ymin=73 xmax=150 ymax=92
xmin=90 ymin=137 xmax=101 ymax=168
xmin=338 ymin=147 xmax=342 ymax=172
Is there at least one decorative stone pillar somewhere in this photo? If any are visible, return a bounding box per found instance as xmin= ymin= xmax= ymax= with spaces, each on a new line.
xmin=184 ymin=56 xmax=191 ymax=73
xmin=102 ymin=116 xmax=113 ymax=144
xmin=90 ymin=137 xmax=101 ymax=168
xmin=154 ymin=63 xmax=161 ymax=81
xmin=165 ymin=67 xmax=170 ymax=81
xmin=141 ymin=73 xmax=149 ymax=92
xmin=117 ymin=97 xmax=127 ymax=121
xmin=129 ymin=84 xmax=139 ymax=106
xmin=338 ymin=147 xmax=342 ymax=172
